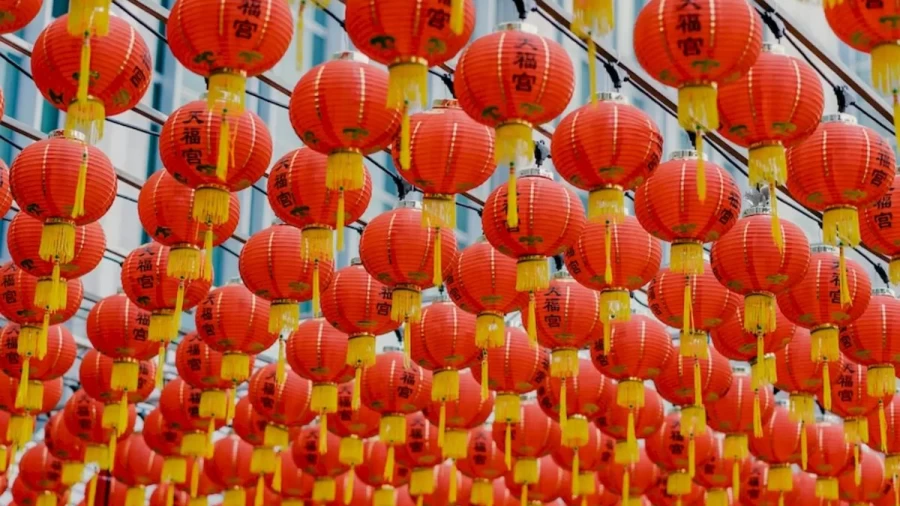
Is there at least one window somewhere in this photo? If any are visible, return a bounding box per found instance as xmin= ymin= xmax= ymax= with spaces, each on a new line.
xmin=51 ymin=0 xmax=68 ymax=17
xmin=456 ymin=195 xmax=469 ymax=234
xmin=311 ymin=33 xmax=327 ymax=67
xmin=40 ymin=102 xmax=59 ymax=133
xmin=496 ymin=0 xmax=519 ymax=23
xmin=382 ymin=155 xmax=398 ymax=193
xmin=0 ymin=55 xmax=21 ymax=164
xmin=580 ymin=60 xmax=591 ymax=105
xmin=314 ymin=6 xmax=327 ymax=26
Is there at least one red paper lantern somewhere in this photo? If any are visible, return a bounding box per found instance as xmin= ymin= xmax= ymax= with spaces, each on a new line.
xmin=596 ymin=384 xmax=665 ymax=448
xmin=565 ymin=215 xmax=662 ymax=352
xmin=174 ymin=332 xmax=248 ymax=429
xmin=634 ymin=0 xmax=762 ymax=154
xmin=289 ymin=52 xmax=401 ymax=196
xmin=158 ymin=378 xmax=223 ymax=459
xmin=423 ymin=370 xmax=493 ymax=462
xmin=359 ymin=201 xmax=458 ymax=336
xmin=787 ymin=114 xmax=895 ymax=259
xmin=694 ymin=441 xmax=753 ymax=506
xmin=138 ymin=169 xmax=240 ymax=282
xmin=141 ymin=409 xmax=186 ymax=484
xmin=321 ymin=260 xmax=400 ymax=388
xmin=0 ymin=159 xmax=10 ymax=217
xmin=43 ymin=412 xmax=87 ymax=486
xmin=247 ymin=364 xmax=315 ymax=448
xmin=355 ymin=439 xmax=412 ymax=505
xmin=645 ymin=411 xmax=715 ymax=497
xmin=267 ymin=147 xmax=372 ymax=258
xmin=396 ymin=412 xmax=443 ymax=500
xmin=458 ymin=425 xmax=507 ymax=501
xmin=0 ymin=375 xmax=61 ymax=448
xmin=195 ymin=281 xmax=275 ymax=383
xmin=149 ymin=484 xmax=189 ymax=506
xmin=482 ymin=169 xmax=585 ymax=342
xmin=269 ymin=447 xmax=315 ymax=503
xmin=840 ymin=287 xmax=900 ymax=400
xmin=112 ymin=433 xmax=164 ymax=503
xmin=777 ymin=244 xmax=871 ymax=411
xmin=392 ymin=99 xmax=494 ymax=228
xmin=291 ymin=426 xmax=348 ymax=503
xmin=12 ymin=476 xmax=69 ymax=506
xmin=717 ymin=43 xmax=824 ymax=216
xmin=749 ymin=404 xmax=802 ymax=487
xmin=862 ymin=181 xmax=900 ymax=284
xmin=18 ymin=443 xmax=64 ymax=497
xmin=493 ymin=404 xmax=561 ymax=502
xmin=710 ymin=303 xmax=796 ymax=385
xmin=0 ymin=0 xmax=42 ymax=34
xmin=870 ymin=396 xmax=900 ymax=478
xmin=326 ymin=381 xmax=382 ymax=477
xmin=62 ymin=389 xmax=135 ymax=472
xmin=31 ymin=15 xmax=153 ymax=140
xmin=0 ymin=323 xmax=75 ymax=412
xmin=504 ymin=456 xmax=565 ymax=504
xmin=806 ymin=420 xmax=854 ymax=501
xmin=404 ymin=462 xmax=472 ymax=506
xmin=738 ymin=461 xmax=781 ymax=506
xmin=232 ymin=395 xmax=268 ymax=447
xmin=445 ymin=239 xmax=527 ymax=353
xmin=551 ymin=424 xmax=609 ymax=501
xmin=600 ymin=446 xmax=658 ymax=502
xmin=837 ymin=447 xmax=888 ymax=503
xmin=645 ymin=472 xmax=705 ymax=506
xmin=205 ymin=435 xmax=257 ymax=506
xmin=455 ymin=22 xmax=575 ymax=208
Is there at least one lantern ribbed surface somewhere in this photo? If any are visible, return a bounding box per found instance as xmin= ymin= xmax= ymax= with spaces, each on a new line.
xmin=321 ymin=262 xmax=400 ymax=338
xmin=63 ymin=389 xmax=135 ymax=444
xmin=645 ymin=411 xmax=714 ymax=472
xmin=79 ymin=349 xmax=155 ymax=404
xmin=492 ymin=403 xmax=560 ymax=460
xmin=195 ymin=282 xmax=275 ymax=355
xmin=231 ymin=395 xmax=266 ymax=446
xmin=355 ymin=439 xmax=411 ymax=489
xmin=0 ymin=376 xmax=61 ymax=416
xmin=503 ymin=455 xmax=565 ymax=502
xmin=470 ymin=327 xmax=549 ymax=396
xmin=837 ymin=448 xmax=887 ymax=503
xmin=656 ymin=343 xmax=733 ymax=406
xmin=205 ymin=436 xmax=255 ymax=490
xmin=536 ymin=359 xmax=614 ymax=421
xmin=591 ymin=315 xmax=674 ymax=382
xmin=0 ymin=262 xmax=84 ymax=326
xmin=7 ymin=213 xmax=105 ymax=279
xmin=600 ymin=447 xmax=657 ymax=498
xmin=44 ymin=411 xmax=86 ymax=464
xmin=822 ymin=359 xmax=892 ymax=419
xmin=748 ymin=405 xmax=801 ymax=465
xmin=247 ymin=364 xmax=315 ymax=427
xmin=596 ymin=385 xmax=665 ymax=441
xmin=173 ymin=332 xmax=239 ymax=391
xmin=534 ymin=274 xmax=601 ymax=351
xmin=565 ymin=216 xmax=662 ymax=292
xmin=120 ymin=243 xmax=211 ymax=313
xmin=287 ymin=318 xmax=354 ymax=385
xmin=409 ymin=300 xmax=479 ymax=372
xmin=326 ymin=382 xmax=381 ymax=440
xmin=805 ymin=421 xmax=852 ymax=479
xmin=647 ymin=265 xmax=741 ymax=331
xmin=840 ymin=290 xmax=900 ymax=384
xmin=0 ymin=0 xmax=41 ymax=34
xmin=0 ymin=324 xmax=76 ymax=381
xmin=158 ymin=378 xmax=220 ymax=433
xmin=359 ymin=351 xmax=432 ymax=416
xmin=706 ymin=373 xmax=774 ymax=434
xmin=709 ymin=303 xmax=796 ymax=361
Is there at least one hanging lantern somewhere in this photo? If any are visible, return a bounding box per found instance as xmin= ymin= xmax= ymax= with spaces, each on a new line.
xmin=553 ymin=92 xmax=663 ymax=221
xmin=7 ymin=213 xmax=104 ymax=314
xmin=471 ymin=326 xmax=550 ymax=468
xmin=233 ymin=395 xmax=269 ymax=448
xmin=410 ymin=299 xmax=479 ymax=448
xmin=592 ymin=315 xmax=671 ymax=462
xmin=346 ymin=0 xmax=475 ymax=170
xmin=710 ymin=302 xmax=796 ymax=388
xmin=645 ymin=410 xmax=715 ymax=498
xmin=178 ymin=455 xmax=225 ymax=502
xmin=18 ymin=443 xmax=66 ymax=505
xmin=504 ymin=456 xmax=565 ymax=504
xmin=159 ymin=378 xmax=225 ymax=460
xmin=694 ymin=440 xmax=752 ymax=506
xmin=404 ymin=462 xmax=472 ymax=506
xmin=12 ymin=476 xmax=69 ymax=506
xmin=149 ymin=484 xmax=190 ymax=506
xmin=840 ymin=287 xmax=900 ymax=398
xmin=396 ymin=412 xmax=443 ymax=502
xmin=870 ymin=396 xmax=900 ymax=490
xmin=445 ymin=239 xmax=528 ymax=362
xmin=359 ymin=350 xmax=432 ymax=483
xmin=838 ymin=445 xmax=888 ymax=503
xmin=289 ymin=52 xmax=401 ymax=196
xmin=44 ymin=412 xmax=88 ymax=487
xmin=267 ymin=446 xmax=315 ymax=504
xmin=806 ymin=420 xmax=853 ymax=501
xmin=326 ymin=381 xmax=382 ymax=487
xmin=121 ymin=243 xmax=211 ymax=374
xmin=321 ymin=260 xmax=401 ymax=404
xmin=748 ymin=404 xmax=803 ymax=493
xmin=0 ymin=374 xmax=62 ymax=450
xmin=63 ymin=389 xmax=135 ymax=475
xmin=777 ymin=244 xmax=871 ymax=411
xmin=644 ymin=471 xmax=706 ymax=506
xmin=560 ymin=474 xmax=620 ymax=506
xmin=112 ymin=433 xmax=164 ymax=506
xmin=0 ymin=262 xmax=83 ymax=364
xmin=205 ymin=435 xmax=256 ymax=506
xmin=600 ymin=446 xmax=658 ymax=505
xmin=0 ymin=411 xmax=13 ymax=473
xmin=267 ymin=147 xmax=372 ymax=259
xmin=31 ymin=15 xmax=153 ymax=141
xmin=634 ymin=0 xmax=762 ymax=175
xmin=422 ymin=370 xmax=493 ymax=464
xmin=566 ymin=215 xmax=662 ymax=353
xmin=142 ymin=409 xmax=187 ymax=486
xmin=595 ymin=384 xmax=665 ymax=463
xmin=787 ymin=114 xmax=895 ymax=286
xmin=247 ymin=364 xmax=316 ymax=450
xmin=738 ymin=461 xmax=782 ymax=506
xmin=358 ymin=200 xmax=458 ymax=346
xmin=482 ymin=168 xmax=586 ymax=343
xmin=717 ymin=42 xmax=824 ymax=241
xmin=0 ymin=159 xmax=10 ymax=218
xmin=286 ymin=317 xmax=354 ymax=453
xmin=195 ymin=281 xmax=276 ymax=384
xmin=138 ymin=169 xmax=240 ymax=283
xmin=862 ymin=179 xmax=900 ymax=284
xmin=0 ymin=323 xmax=75 ymax=411
xmin=493 ymin=403 xmax=561 ymax=506
xmin=551 ymin=423 xmax=608 ymax=502
xmin=455 ymin=22 xmax=575 ymax=226
xmin=457 ymin=425 xmax=508 ymax=506
xmin=174 ymin=333 xmax=248 ymax=428
xmin=355 ymin=439 xmax=411 ymax=506
xmin=706 ymin=369 xmax=775 ymax=493
xmin=0 ymin=0 xmax=41 ymax=34
xmin=85 ymin=293 xmax=160 ymax=396
xmin=291 ymin=426 xmax=348 ymax=503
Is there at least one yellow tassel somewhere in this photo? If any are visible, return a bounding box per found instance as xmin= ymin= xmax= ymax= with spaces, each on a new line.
xmin=506 ymin=164 xmax=518 ymax=228
xmin=254 ymin=476 xmax=265 ymax=506
xmin=433 ymin=229 xmax=442 ymax=288
xmin=881 ymin=401 xmax=889 ymax=453
xmin=744 ymin=293 xmax=776 ymax=336
xmin=748 ymin=143 xmax=788 ymax=188
xmin=667 ymin=471 xmax=692 ymax=495
xmin=839 ymin=245 xmax=852 ymax=307
xmin=411 ymin=467 xmax=436 ymax=496
xmin=150 ymin=312 xmax=175 ymax=343
xmin=373 ymin=488 xmax=395 ymax=506
xmin=326 ymin=151 xmax=365 ymax=191
xmin=448 ymin=460 xmax=458 ymax=503
xmin=40 ymin=221 xmax=76 ymax=267
xmin=352 ymin=368 xmax=362 ymax=410
xmin=162 ymin=457 xmax=187 ymax=484
xmin=480 ymin=355 xmax=489 ymax=401
xmin=693 ymin=358 xmax=702 ymax=406
xmin=604 ymin=221 xmax=613 ymax=284
xmin=823 ymin=359 xmax=832 ymax=412
xmin=400 ymin=107 xmax=411 ymax=171
xmin=475 ymin=313 xmax=505 ymax=349
xmin=869 ymin=365 xmax=896 ymax=397
xmin=588 ymin=187 xmax=626 ymax=222
xmin=514 ymin=458 xmax=539 ymax=484
xmin=626 ymin=410 xmax=637 ymax=459
xmin=87 ymin=473 xmax=98 ymax=506
xmin=895 ymin=476 xmax=899 ymax=506
xmin=168 ymin=247 xmax=201 ymax=285
xmin=276 ymin=338 xmax=286 ymax=385
xmin=67 ymin=0 xmax=111 ymax=36
xmin=111 ymin=360 xmax=139 ymax=392
xmin=495 ymin=123 xmax=534 ymax=167
xmin=319 ymin=418 xmax=328 ymax=454
xmin=202 ymin=229 xmax=214 ymax=282
xmin=823 ymin=206 xmax=861 ymax=248
xmin=707 ymin=489 xmax=728 ymax=506
xmin=614 ymin=440 xmax=638 ymax=465
xmin=815 ymin=477 xmax=839 ymax=500
xmin=73 ymin=150 xmax=88 ymax=219
xmin=339 ymin=436 xmax=364 ymax=467
xmin=208 ymin=72 xmax=246 ymax=115
xmin=527 ymin=292 xmax=537 ymax=346
xmin=677 ymin=84 xmax=718 ymax=133
xmin=0 ymin=445 xmax=8 ymax=473
xmin=683 ymin=278 xmax=694 ymax=337
xmin=23 ymin=380 xmax=43 ymax=412
xmin=221 ymin=352 xmax=250 ymax=382
xmin=560 ymin=377 xmax=568 ymax=430
xmin=14 ymin=358 xmax=29 ymax=410
xmin=572 ymin=450 xmax=580 ymax=497
xmin=789 ymin=393 xmax=816 ymax=424
xmin=520 ymin=484 xmax=528 ymax=505
xmin=223 ymin=488 xmax=247 ymax=506
xmin=695 ymin=132 xmax=706 ymax=202
xmin=76 ymin=36 xmax=91 ymax=106
xmin=770 ymin=182 xmax=784 ymax=253
xmin=180 ymin=431 xmax=209 ymax=458
xmin=193 ymin=188 xmax=231 ymax=227
xmin=444 ymin=430 xmax=468 ymax=460
xmin=385 ymin=445 xmax=396 ymax=482
xmin=688 ymin=436 xmax=696 ymax=478
xmin=895 ymin=94 xmax=900 ymax=151
xmin=264 ymin=424 xmax=289 ymax=448
xmin=343 ymin=470 xmax=354 ymax=505
xmin=190 ymin=458 xmax=200 ymax=497
xmin=34 ymin=267 xmax=61 ymax=312
xmin=587 ymin=40 xmax=597 ymax=106
xmin=156 ymin=345 xmax=166 ymax=390
xmin=504 ymin=424 xmax=512 ymax=470
xmin=312 ymin=261 xmax=321 ymax=317
xmin=423 ymin=194 xmax=456 ymax=230
xmin=623 ymin=470 xmax=630 ymax=501
xmin=801 ymin=422 xmax=808 ymax=470
xmin=768 ymin=465 xmax=794 ymax=492
xmin=273 ymin=451 xmax=283 ymax=492
xmin=754 ymin=394 xmax=763 ymax=438
xmin=450 ymin=0 xmax=464 ymax=34
xmin=617 ymin=379 xmax=645 ymax=408
xmin=733 ymin=462 xmax=741 ymax=499
xmin=296 ymin=1 xmax=306 ymax=70
xmin=336 ymin=190 xmax=345 ymax=252
xmin=346 ymin=333 xmax=376 ymax=369
xmin=199 ymin=390 xmax=227 ymax=420
xmin=390 ymin=286 xmax=422 ymax=323
xmin=387 ymin=63 xmax=428 ymax=110
xmin=62 ymin=462 xmax=85 ymax=485
xmin=438 ymin=403 xmax=446 ymax=448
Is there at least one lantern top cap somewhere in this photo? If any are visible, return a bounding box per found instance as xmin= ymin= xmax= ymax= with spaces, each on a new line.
xmin=810 ymin=243 xmax=838 ymax=254
xmin=731 ymin=363 xmax=750 ymax=374
xmin=271 ymin=218 xmax=284 ymax=226
xmin=742 ymin=204 xmax=771 ymax=218
xmin=432 ymin=293 xmax=451 ymax=303
xmin=551 ymin=269 xmax=570 ymax=280
xmin=775 ymin=398 xmax=789 ymax=408
xmin=762 ymin=42 xmax=785 ymax=55
xmin=596 ymin=91 xmax=627 ymax=103
xmin=397 ymin=200 xmax=422 ymax=210
xmin=668 ymin=149 xmax=708 ymax=161
xmin=822 ymin=113 xmax=857 ymax=125
xmin=351 ymin=257 xmax=362 ymax=266
xmin=50 ymin=129 xmax=86 ymax=143
xmin=873 ymin=287 xmax=895 ymax=297
xmin=227 ymin=277 xmax=243 ymax=285
xmin=332 ymin=51 xmax=370 ymax=64
xmin=383 ymin=346 xmax=402 ymax=352
xmin=519 ymin=167 xmax=554 ymax=180
xmin=495 ymin=22 xmax=538 ymax=34
xmin=432 ymin=99 xmax=460 ymax=109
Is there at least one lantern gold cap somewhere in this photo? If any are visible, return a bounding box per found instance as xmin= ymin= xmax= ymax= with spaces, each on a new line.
xmin=731 ymin=363 xmax=750 ymax=374
xmin=762 ymin=42 xmax=786 ymax=55
xmin=397 ymin=199 xmax=423 ymax=210
xmin=432 ymin=99 xmax=460 ymax=109
xmin=742 ymin=204 xmax=771 ymax=218
xmin=596 ymin=91 xmax=628 ymax=103
xmin=383 ymin=346 xmax=402 ymax=352
xmin=668 ymin=149 xmax=708 ymax=161
xmin=50 ymin=129 xmax=87 ymax=143
xmin=432 ymin=293 xmax=451 ymax=303
xmin=775 ymin=398 xmax=789 ymax=408
xmin=495 ymin=21 xmax=538 ymax=34
xmin=822 ymin=113 xmax=857 ymax=125
xmin=518 ymin=167 xmax=554 ymax=179
xmin=873 ymin=287 xmax=896 ymax=297
xmin=332 ymin=51 xmax=370 ymax=64
xmin=228 ymin=277 xmax=243 ymax=285
xmin=552 ymin=268 xmax=571 ymax=280
xmin=351 ymin=257 xmax=362 ymax=266
xmin=810 ymin=243 xmax=838 ymax=254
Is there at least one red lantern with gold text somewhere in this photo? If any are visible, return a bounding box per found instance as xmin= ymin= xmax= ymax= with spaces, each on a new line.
xmin=321 ymin=260 xmax=400 ymax=403
xmin=346 ymin=0 xmax=474 ymax=170
xmin=18 ymin=443 xmax=65 ymax=506
xmin=738 ymin=461 xmax=781 ymax=506
xmin=121 ymin=242 xmax=211 ymax=373
xmin=159 ymin=378 xmax=224 ymax=460
xmin=289 ymin=52 xmax=400 ymax=198
xmin=710 ymin=302 xmax=796 ymax=387
xmin=592 ymin=314 xmax=672 ymax=459
xmin=492 ymin=402 xmax=561 ymax=504
xmin=355 ymin=439 xmax=411 ymax=506
xmin=504 ymin=456 xmax=565 ymax=505
xmin=12 ymin=476 xmax=69 ymax=506
xmin=233 ymin=395 xmax=268 ymax=449
xmin=138 ymin=169 xmax=240 ymax=283
xmin=710 ymin=204 xmax=811 ymax=384
xmin=0 ymin=0 xmax=41 ymax=34
xmin=410 ymin=299 xmax=479 ymax=447
xmin=837 ymin=447 xmax=888 ymax=504
xmin=195 ymin=281 xmax=275 ymax=383
xmin=806 ymin=420 xmax=853 ymax=501
xmin=63 ymin=389 xmax=135 ymax=476
xmin=142 ymin=409 xmax=186 ymax=485
xmin=694 ymin=441 xmax=752 ymax=506
xmin=840 ymin=287 xmax=900 ymax=400
xmin=717 ymin=43 xmax=824 ymax=232
xmin=749 ymin=404 xmax=802 ymax=492
xmin=871 ymin=396 xmax=900 ymax=481
xmin=291 ymin=426 xmax=348 ymax=504
xmin=600 ymin=446 xmax=658 ymax=505
xmin=359 ymin=350 xmax=432 ymax=483
xmin=0 ymin=323 xmax=74 ymax=412
xmin=645 ymin=472 xmax=705 ymax=506
xmin=634 ymin=0 xmax=762 ymax=171
xmin=0 ymin=374 xmax=62 ymax=450
xmin=645 ymin=410 xmax=715 ymax=500
xmin=178 ymin=457 xmax=225 ymax=501
xmin=553 ymin=92 xmax=663 ymax=223
xmin=862 ymin=181 xmax=900 ymax=283
xmin=0 ymin=158 xmax=10 ymax=218
xmin=423 ymin=370 xmax=493 ymax=466
xmin=471 ymin=326 xmax=549 ymax=468
xmin=445 ymin=239 xmax=527 ymax=361
xmin=7 ymin=212 xmax=104 ymax=315
xmin=396 ymin=412 xmax=443 ymax=502
xmin=566 ymin=215 xmax=662 ymax=354
xmin=457 ymin=425 xmax=507 ymax=506
xmin=327 ymin=381 xmax=381 ymax=487
xmin=406 ymin=462 xmax=472 ymax=506
xmin=247 ymin=364 xmax=315 ymax=450
xmin=287 ymin=318 xmax=354 ymax=453
xmin=777 ymin=244 xmax=871 ymax=411
xmin=44 ymin=412 xmax=87 ymax=487
xmin=205 ymin=435 xmax=257 ymax=506
xmin=174 ymin=332 xmax=249 ymax=429
xmin=786 ymin=114 xmax=895 ymax=283
xmin=267 ymin=147 xmax=372 ymax=258
xmin=596 ymin=384 xmax=665 ymax=462
xmin=268 ymin=446 xmax=314 ymax=504
xmin=482 ymin=169 xmax=585 ymax=343
xmin=359 ymin=201 xmax=458 ymax=346
xmin=707 ymin=370 xmax=775 ymax=492
xmin=159 ymin=99 xmax=273 ymax=260
xmin=31 ymin=15 xmax=153 ymax=141
xmin=455 ymin=22 xmax=575 ymax=226
xmin=112 ymin=433 xmax=163 ymax=506
xmin=551 ymin=424 xmax=609 ymax=501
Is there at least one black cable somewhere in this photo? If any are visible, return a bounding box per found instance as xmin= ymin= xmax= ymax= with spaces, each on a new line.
xmin=251 ymin=184 xmax=267 ymax=196
xmin=0 ymin=133 xmax=24 ymax=152
xmin=113 ymin=0 xmax=168 ymax=42
xmin=850 ymin=101 xmax=895 ymax=135
xmin=116 ymin=193 xmax=139 ymax=204
xmin=0 ymin=51 xmax=31 ymax=79
xmin=782 ymin=31 xmax=836 ymax=88
xmin=247 ymin=89 xmax=290 ymax=110
xmin=217 ymin=243 xmax=241 ymax=259
xmin=107 ymin=117 xmax=161 ymax=137
xmin=102 ymin=254 xmax=123 ymax=265
xmin=320 ymin=7 xmax=346 ymax=28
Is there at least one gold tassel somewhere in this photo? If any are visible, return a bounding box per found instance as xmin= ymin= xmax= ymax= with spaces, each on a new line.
xmin=677 ymin=85 xmax=718 ymax=133
xmin=273 ymin=452 xmax=283 ymax=492
xmin=296 ymin=1 xmax=306 ymax=70
xmin=216 ymin=114 xmax=230 ymax=182
xmin=683 ymin=277 xmax=693 ymax=337
xmin=895 ymin=93 xmax=900 ymax=151
xmin=572 ymin=451 xmax=580 ymax=497
xmin=319 ymin=417 xmax=328 ymax=454
xmin=162 ymin=457 xmax=187 ymax=484
xmin=688 ymin=437 xmax=696 ymax=478
xmin=770 ymin=181 xmax=784 ymax=252
xmin=881 ymin=401 xmax=889 ymax=453
xmin=733 ymin=462 xmax=740 ymax=499
xmin=14 ymin=358 xmax=29 ymax=410
xmin=449 ymin=460 xmax=458 ymax=503
xmin=167 ymin=484 xmax=175 ymax=506
xmin=693 ymin=358 xmax=702 ymax=406
xmin=438 ymin=403 xmax=446 ymax=448
xmin=823 ymin=206 xmax=861 ymax=248
xmin=695 ymin=132 xmax=706 ymax=202
xmin=506 ymin=164 xmax=518 ymax=228
xmin=527 ymin=292 xmax=537 ymax=346
xmin=385 ymin=445 xmax=395 ymax=482
xmin=336 ymin=189 xmax=345 ymax=252
xmin=823 ymin=361 xmax=832 ymax=412
xmin=623 ymin=470 xmax=630 ymax=501
xmin=400 ymin=106 xmax=411 ymax=170
xmin=312 ymin=261 xmax=321 ymax=317
xmin=276 ymin=337 xmax=286 ymax=385
xmin=0 ymin=445 xmax=7 ymax=473
xmin=869 ymin=365 xmax=896 ymax=397
xmin=504 ymin=424 xmax=512 ymax=470
xmin=73 ymin=151 xmax=88 ymax=219
xmin=173 ymin=282 xmax=185 ymax=336
xmin=111 ymin=360 xmax=139 ymax=392
xmin=480 ymin=355 xmax=489 ymax=401
xmin=156 ymin=344 xmax=166 ymax=390
xmin=839 ymin=245 xmax=851 ymax=307
xmin=754 ymin=393 xmax=763 ymax=438
xmin=626 ymin=410 xmax=637 ymax=461
xmin=520 ymin=484 xmax=528 ymax=505
xmin=560 ymin=377 xmax=568 ymax=430
xmin=264 ymin=424 xmax=289 ymax=448
xmin=587 ymin=39 xmax=597 ymax=106
xmin=801 ymin=422 xmax=808 ymax=470
xmin=40 ymin=221 xmax=76 ymax=266
xmin=352 ymin=368 xmax=362 ymax=410
xmin=604 ymin=221 xmax=613 ymax=284
xmin=450 ymin=0 xmax=464 ymax=34
xmin=203 ymin=229 xmax=214 ymax=282
xmin=190 ymin=458 xmax=200 ymax=497
xmin=433 ymin=229 xmax=442 ymax=288
xmin=343 ymin=470 xmax=354 ymax=505
xmin=254 ymin=476 xmax=265 ymax=506
xmin=87 ymin=473 xmax=98 ymax=506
